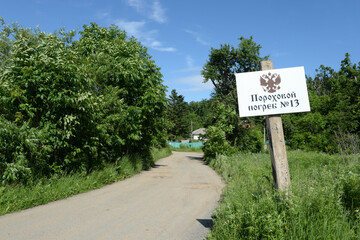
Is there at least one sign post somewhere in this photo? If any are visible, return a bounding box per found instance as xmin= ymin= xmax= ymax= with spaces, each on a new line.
xmin=261 ymin=60 xmax=290 ymax=192
xmin=235 ymin=60 xmax=310 ymax=193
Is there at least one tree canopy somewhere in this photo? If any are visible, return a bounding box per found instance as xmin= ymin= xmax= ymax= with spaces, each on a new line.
xmin=201 ymin=36 xmax=360 ymax=157
xmin=0 ymin=20 xmax=168 ymax=183
xmin=283 ymin=53 xmax=360 ymax=152
xmin=167 ymin=89 xmax=189 ymax=140
xmin=202 ymin=36 xmax=268 ymax=100
xmin=201 ymin=36 xmax=268 ymax=155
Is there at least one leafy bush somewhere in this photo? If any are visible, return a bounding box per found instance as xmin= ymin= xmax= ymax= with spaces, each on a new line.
xmin=2 ymin=161 xmax=31 ymax=185
xmin=202 ymin=126 xmax=234 ymax=161
xmin=0 ymin=20 xmax=168 ymax=183
xmin=341 ymin=170 xmax=360 ymax=219
xmin=236 ymin=126 xmax=263 ymax=153
xmin=282 ymin=55 xmax=360 ymax=153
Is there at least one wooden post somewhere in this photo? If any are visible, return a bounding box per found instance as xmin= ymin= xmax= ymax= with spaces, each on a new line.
xmin=260 ymin=60 xmax=291 ymax=192
xmin=263 ymin=126 xmax=267 ymax=151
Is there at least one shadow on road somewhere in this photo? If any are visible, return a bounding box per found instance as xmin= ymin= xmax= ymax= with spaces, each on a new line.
xmin=153 ymin=164 xmax=167 ymax=168
xmin=146 ymin=164 xmax=168 ymax=171
xmin=187 ymin=156 xmax=206 ymax=165
xmin=197 ymin=219 xmax=213 ymax=229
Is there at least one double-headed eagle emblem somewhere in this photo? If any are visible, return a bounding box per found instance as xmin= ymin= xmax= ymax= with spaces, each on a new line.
xmin=260 ymin=72 xmax=281 ymax=93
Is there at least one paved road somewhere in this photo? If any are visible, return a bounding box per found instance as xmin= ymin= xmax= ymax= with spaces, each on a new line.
xmin=0 ymin=152 xmax=224 ymax=240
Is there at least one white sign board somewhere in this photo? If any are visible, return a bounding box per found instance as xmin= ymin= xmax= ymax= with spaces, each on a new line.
xmin=235 ymin=66 xmax=310 ymax=117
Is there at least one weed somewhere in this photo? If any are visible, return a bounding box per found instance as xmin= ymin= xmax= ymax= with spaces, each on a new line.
xmin=0 ymin=147 xmax=171 ymax=215
xmin=208 ymin=151 xmax=360 ymax=239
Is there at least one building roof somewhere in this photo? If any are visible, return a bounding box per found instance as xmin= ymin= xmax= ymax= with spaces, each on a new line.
xmin=192 ymin=128 xmax=206 ymax=135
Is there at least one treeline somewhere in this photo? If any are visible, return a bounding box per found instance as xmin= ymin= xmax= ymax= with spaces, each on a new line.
xmin=199 ymin=36 xmax=359 ymax=158
xmin=166 ymin=89 xmax=214 ymax=140
xmin=0 ymin=19 xmax=168 ymax=184
xmin=200 ymin=38 xmax=360 ymax=239
xmin=283 ymin=55 xmax=360 ymax=153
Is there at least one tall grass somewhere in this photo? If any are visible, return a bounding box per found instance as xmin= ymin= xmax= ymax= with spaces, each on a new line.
xmin=207 ymin=151 xmax=360 ymax=239
xmin=0 ymin=147 xmax=172 ymax=215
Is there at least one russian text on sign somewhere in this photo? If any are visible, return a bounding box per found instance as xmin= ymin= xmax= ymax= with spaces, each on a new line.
xmin=235 ymin=67 xmax=310 ymax=117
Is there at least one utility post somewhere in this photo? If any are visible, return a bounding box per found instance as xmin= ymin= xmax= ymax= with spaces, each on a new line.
xmin=190 ymin=120 xmax=193 ymax=142
xmin=260 ymin=60 xmax=291 ymax=192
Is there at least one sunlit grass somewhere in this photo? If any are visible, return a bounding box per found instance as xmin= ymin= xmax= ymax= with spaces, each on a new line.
xmin=208 ymin=151 xmax=360 ymax=239
xmin=0 ymin=147 xmax=172 ymax=215
xmin=170 ymin=144 xmax=203 ymax=152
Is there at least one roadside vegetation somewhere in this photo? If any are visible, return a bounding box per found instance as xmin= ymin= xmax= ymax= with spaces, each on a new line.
xmin=0 ymin=19 xmax=169 ymax=184
xmin=170 ymin=145 xmax=203 ymax=152
xmin=1 ymin=16 xmax=359 ymax=239
xmin=206 ymin=151 xmax=360 ymax=239
xmin=0 ymin=147 xmax=171 ymax=215
xmin=200 ymin=36 xmax=360 ymax=239
xmin=0 ymin=19 xmax=171 ymax=214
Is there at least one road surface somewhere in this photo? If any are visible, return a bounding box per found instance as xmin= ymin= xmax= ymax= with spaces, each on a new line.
xmin=0 ymin=152 xmax=224 ymax=240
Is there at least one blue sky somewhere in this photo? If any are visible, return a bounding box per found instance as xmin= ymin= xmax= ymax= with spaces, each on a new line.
xmin=1 ymin=0 xmax=359 ymax=102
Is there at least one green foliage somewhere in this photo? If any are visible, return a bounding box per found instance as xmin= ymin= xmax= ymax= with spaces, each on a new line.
xmin=284 ymin=53 xmax=360 ymax=153
xmin=170 ymin=146 xmax=203 ymax=152
xmin=341 ymin=170 xmax=360 ymax=219
xmin=0 ymin=147 xmax=171 ymax=215
xmin=202 ymin=36 xmax=268 ymax=98
xmin=202 ymin=126 xmax=234 ymax=161
xmin=202 ymin=100 xmax=263 ymax=159
xmin=167 ymin=89 xmax=189 ymax=139
xmin=201 ymin=35 xmax=359 ymax=155
xmin=201 ymin=36 xmax=268 ymax=157
xmin=207 ymin=152 xmax=360 ymax=239
xmin=236 ymin=126 xmax=263 ymax=153
xmin=0 ymin=20 xmax=168 ymax=183
xmin=202 ymin=101 xmax=237 ymax=160
xmin=187 ymin=99 xmax=214 ymax=128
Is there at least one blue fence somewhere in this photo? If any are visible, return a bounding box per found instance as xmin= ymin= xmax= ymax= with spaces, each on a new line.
xmin=168 ymin=141 xmax=203 ymax=149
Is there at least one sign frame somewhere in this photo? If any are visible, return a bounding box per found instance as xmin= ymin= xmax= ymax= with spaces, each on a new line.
xmin=235 ymin=66 xmax=310 ymax=118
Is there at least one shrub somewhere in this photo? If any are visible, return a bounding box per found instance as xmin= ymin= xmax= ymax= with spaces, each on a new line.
xmin=341 ymin=170 xmax=360 ymax=219
xmin=202 ymin=126 xmax=234 ymax=161
xmin=0 ymin=20 xmax=168 ymax=183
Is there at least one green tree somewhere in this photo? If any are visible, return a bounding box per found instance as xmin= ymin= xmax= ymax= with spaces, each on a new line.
xmin=202 ymin=36 xmax=268 ymax=102
xmin=187 ymin=100 xmax=214 ymax=130
xmin=167 ymin=89 xmax=189 ymax=140
xmin=283 ymin=53 xmax=360 ymax=153
xmin=0 ymin=20 xmax=168 ymax=183
xmin=201 ymin=36 xmax=268 ymax=154
xmin=72 ymin=23 xmax=168 ymax=165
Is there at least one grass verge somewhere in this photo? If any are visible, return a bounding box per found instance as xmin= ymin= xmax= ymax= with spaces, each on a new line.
xmin=207 ymin=151 xmax=360 ymax=239
xmin=0 ymin=147 xmax=172 ymax=216
xmin=170 ymin=146 xmax=203 ymax=152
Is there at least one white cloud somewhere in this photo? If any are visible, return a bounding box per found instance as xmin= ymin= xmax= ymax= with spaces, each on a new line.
xmin=150 ymin=1 xmax=166 ymax=23
xmin=185 ymin=30 xmax=211 ymax=46
xmin=115 ymin=19 xmax=176 ymax=52
xmin=125 ymin=0 xmax=143 ymax=11
xmin=116 ymin=20 xmax=146 ymax=37
xmin=153 ymin=46 xmax=177 ymax=52
xmin=173 ymin=66 xmax=203 ymax=73
xmin=149 ymin=40 xmax=176 ymax=52
xmin=125 ymin=0 xmax=167 ymax=24
xmin=186 ymin=56 xmax=194 ymax=68
xmin=112 ymin=1 xmax=172 ymax=52
xmin=173 ymin=74 xmax=213 ymax=92
xmin=96 ymin=10 xmax=110 ymax=20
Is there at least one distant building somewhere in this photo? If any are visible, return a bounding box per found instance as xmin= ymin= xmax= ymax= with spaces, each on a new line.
xmin=191 ymin=128 xmax=206 ymax=140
